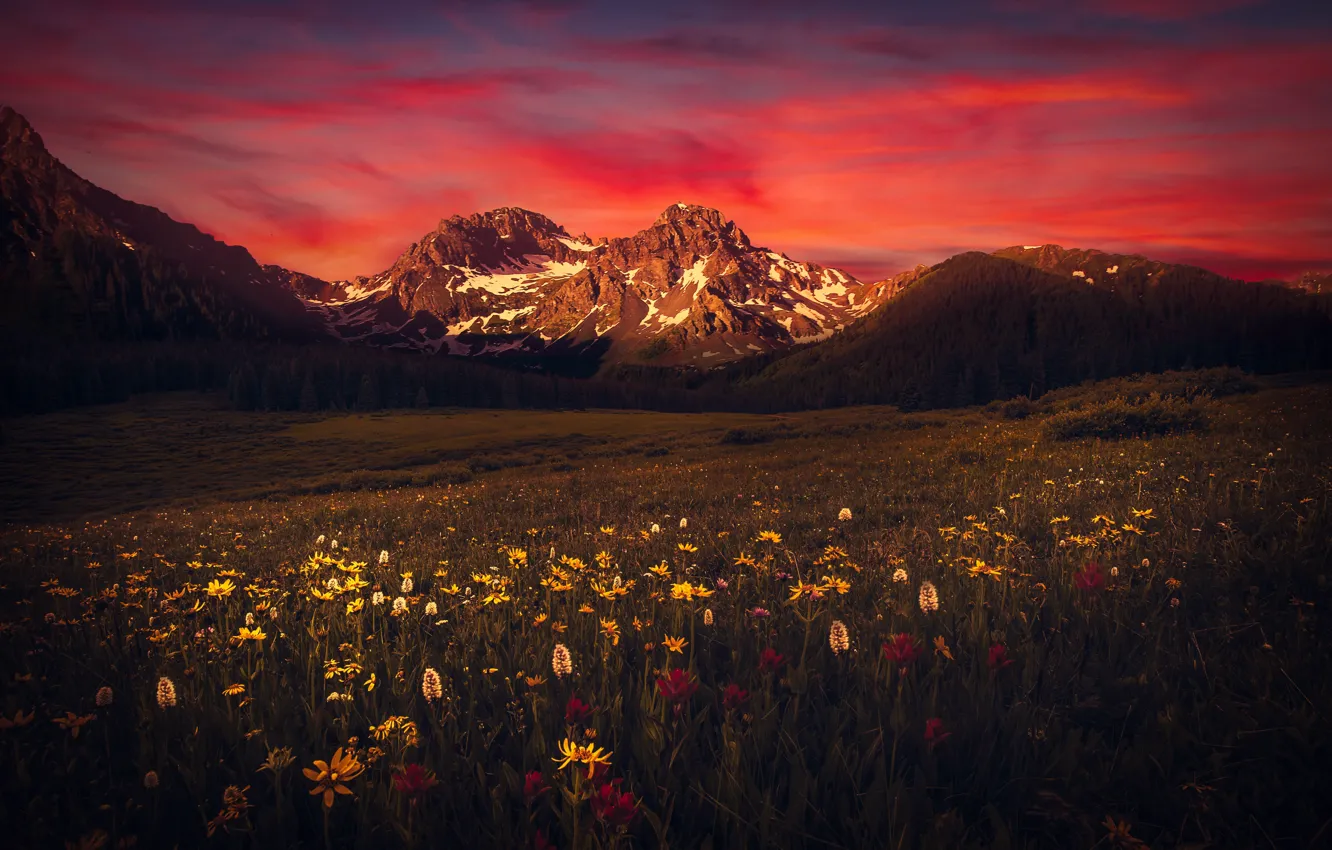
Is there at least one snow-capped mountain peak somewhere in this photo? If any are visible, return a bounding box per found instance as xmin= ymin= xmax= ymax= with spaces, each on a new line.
xmin=293 ymin=203 xmax=903 ymax=366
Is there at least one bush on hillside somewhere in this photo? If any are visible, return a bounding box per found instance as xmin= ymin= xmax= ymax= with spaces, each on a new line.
xmin=720 ymin=425 xmax=792 ymax=445
xmin=1042 ymin=368 xmax=1255 ymax=413
xmin=1043 ymin=393 xmax=1209 ymax=440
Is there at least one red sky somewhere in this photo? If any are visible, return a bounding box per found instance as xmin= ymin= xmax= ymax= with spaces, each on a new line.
xmin=3 ymin=0 xmax=1330 ymax=282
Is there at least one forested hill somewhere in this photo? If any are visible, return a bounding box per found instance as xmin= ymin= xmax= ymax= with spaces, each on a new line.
xmin=715 ymin=252 xmax=1332 ymax=411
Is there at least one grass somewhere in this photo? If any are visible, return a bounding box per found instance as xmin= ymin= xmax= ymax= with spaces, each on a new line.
xmin=0 ymin=395 xmax=778 ymax=524
xmin=0 ymin=375 xmax=1330 ymax=848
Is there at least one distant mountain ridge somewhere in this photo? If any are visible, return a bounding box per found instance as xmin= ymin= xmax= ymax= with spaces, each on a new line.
xmin=291 ymin=202 xmax=908 ymax=366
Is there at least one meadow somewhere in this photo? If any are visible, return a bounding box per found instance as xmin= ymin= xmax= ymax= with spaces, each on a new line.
xmin=0 ymin=373 xmax=1329 ymax=849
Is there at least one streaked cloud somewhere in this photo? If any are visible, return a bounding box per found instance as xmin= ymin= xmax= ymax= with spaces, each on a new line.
xmin=2 ymin=0 xmax=1327 ymax=281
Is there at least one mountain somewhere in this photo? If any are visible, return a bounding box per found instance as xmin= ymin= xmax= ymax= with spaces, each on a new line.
xmin=293 ymin=203 xmax=904 ymax=367
xmin=718 ymin=252 xmax=1332 ymax=410
xmin=0 ymin=105 xmax=324 ymax=345
xmin=1289 ymin=271 xmax=1330 ymax=295
xmin=7 ymin=102 xmax=1328 ymax=403
xmin=992 ymin=244 xmax=1179 ymax=282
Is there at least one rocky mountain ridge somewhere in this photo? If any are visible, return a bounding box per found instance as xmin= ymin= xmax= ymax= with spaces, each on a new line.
xmin=295 ymin=202 xmax=909 ymax=366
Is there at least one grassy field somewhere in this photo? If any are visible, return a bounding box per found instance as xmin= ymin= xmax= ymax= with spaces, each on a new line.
xmin=0 ymin=396 xmax=783 ymax=524
xmin=0 ymin=375 xmax=1329 ymax=848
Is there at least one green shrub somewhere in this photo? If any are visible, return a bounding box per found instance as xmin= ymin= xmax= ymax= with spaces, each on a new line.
xmin=338 ymin=468 xmax=402 ymax=491
xmin=1043 ymin=393 xmax=1209 ymax=440
xmin=719 ymin=424 xmax=791 ymax=445
xmin=636 ymin=337 xmax=671 ymax=361
xmin=996 ymin=395 xmax=1036 ymax=419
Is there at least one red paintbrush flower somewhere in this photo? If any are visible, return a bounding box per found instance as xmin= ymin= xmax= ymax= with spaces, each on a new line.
xmin=988 ymin=643 xmax=1014 ymax=670
xmin=590 ymin=778 xmax=638 ymax=828
xmin=656 ymin=668 xmax=699 ymax=705
xmin=924 ymin=717 xmax=950 ymax=751
xmin=393 ymin=763 xmax=439 ymax=798
xmin=758 ymin=647 xmax=785 ymax=674
xmin=533 ymin=828 xmax=556 ymax=850
xmin=523 ymin=770 xmax=548 ymax=805
xmin=882 ymin=633 xmax=921 ymax=666
xmin=1075 ymin=561 xmax=1105 ymax=592
xmin=564 ymin=694 xmax=593 ymax=726
xmin=722 ymin=683 xmax=749 ymax=711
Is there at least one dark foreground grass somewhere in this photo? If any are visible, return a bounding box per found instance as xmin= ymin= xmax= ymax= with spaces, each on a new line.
xmin=0 ymin=377 xmax=1329 ymax=849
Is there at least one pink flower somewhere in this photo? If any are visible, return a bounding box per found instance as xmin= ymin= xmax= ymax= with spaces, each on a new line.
xmin=924 ymin=717 xmax=950 ymax=750
xmin=564 ymin=695 xmax=593 ymax=726
xmin=590 ymin=778 xmax=638 ymax=827
xmin=393 ymin=763 xmax=439 ymax=799
xmin=988 ymin=643 xmax=1014 ymax=670
xmin=656 ymin=668 xmax=699 ymax=705
xmin=523 ymin=770 xmax=548 ymax=805
xmin=722 ymin=683 xmax=749 ymax=711
xmin=1075 ymin=561 xmax=1105 ymax=592
xmin=882 ymin=633 xmax=921 ymax=666
xmin=758 ymin=648 xmax=785 ymax=674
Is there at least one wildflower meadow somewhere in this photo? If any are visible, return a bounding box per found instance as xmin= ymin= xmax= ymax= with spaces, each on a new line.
xmin=1 ymin=377 xmax=1329 ymax=849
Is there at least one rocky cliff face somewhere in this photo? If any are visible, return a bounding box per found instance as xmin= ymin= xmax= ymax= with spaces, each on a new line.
xmin=302 ymin=202 xmax=903 ymax=366
xmin=991 ymin=244 xmax=1178 ymax=286
xmin=1290 ymin=271 xmax=1329 ymax=295
xmin=0 ymin=105 xmax=324 ymax=343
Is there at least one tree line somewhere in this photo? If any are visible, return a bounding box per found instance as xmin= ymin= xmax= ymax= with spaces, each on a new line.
xmin=4 ymin=253 xmax=1330 ymax=417
xmin=0 ymin=341 xmax=707 ymax=416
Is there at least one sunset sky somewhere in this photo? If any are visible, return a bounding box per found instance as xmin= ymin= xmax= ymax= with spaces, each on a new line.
xmin=3 ymin=0 xmax=1329 ymax=282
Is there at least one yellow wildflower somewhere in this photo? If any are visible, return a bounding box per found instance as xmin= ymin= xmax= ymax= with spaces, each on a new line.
xmin=0 ymin=708 xmax=35 ymax=730
xmin=231 ymin=627 xmax=267 ymax=644
xmin=822 ymin=575 xmax=851 ymax=594
xmin=52 ymin=711 xmax=95 ymax=738
xmin=552 ymin=738 xmax=613 ymax=778
xmin=933 ymin=636 xmax=953 ymax=660
xmin=206 ymin=579 xmax=236 ymax=599
xmin=788 ymin=582 xmax=824 ymax=602
xmin=303 ymin=748 xmax=364 ymax=809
